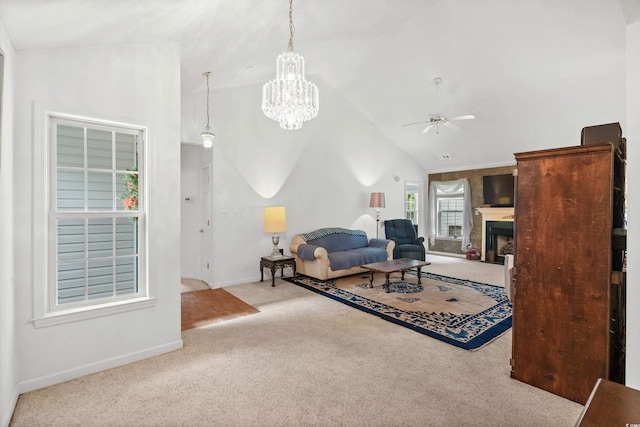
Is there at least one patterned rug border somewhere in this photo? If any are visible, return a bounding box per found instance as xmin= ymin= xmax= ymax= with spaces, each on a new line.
xmin=283 ymin=271 xmax=512 ymax=351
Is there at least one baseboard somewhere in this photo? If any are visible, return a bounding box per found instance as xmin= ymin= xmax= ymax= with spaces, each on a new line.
xmin=427 ymin=251 xmax=466 ymax=259
xmin=1 ymin=384 xmax=19 ymax=427
xmin=17 ymin=339 xmax=184 ymax=394
xmin=214 ymin=275 xmax=264 ymax=288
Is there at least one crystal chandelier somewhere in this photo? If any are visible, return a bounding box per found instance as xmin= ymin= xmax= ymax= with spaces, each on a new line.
xmin=201 ymin=71 xmax=215 ymax=148
xmin=262 ymin=0 xmax=319 ymax=130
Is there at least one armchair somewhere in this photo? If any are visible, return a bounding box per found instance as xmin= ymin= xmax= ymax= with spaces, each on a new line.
xmin=384 ymin=219 xmax=426 ymax=261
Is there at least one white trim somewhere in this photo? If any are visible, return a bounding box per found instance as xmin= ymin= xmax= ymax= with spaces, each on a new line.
xmin=429 ymin=161 xmax=516 ymax=174
xmin=33 ymin=297 xmax=157 ymax=328
xmin=32 ymin=102 xmax=150 ymax=321
xmin=1 ymin=384 xmax=18 ymax=427
xmin=17 ymin=339 xmax=183 ymax=394
xmin=477 ymin=207 xmax=515 ymax=261
xmin=427 ymin=250 xmax=466 ymax=259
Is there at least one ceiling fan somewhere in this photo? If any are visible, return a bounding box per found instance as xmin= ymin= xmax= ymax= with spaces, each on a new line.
xmin=401 ymin=78 xmax=475 ymax=134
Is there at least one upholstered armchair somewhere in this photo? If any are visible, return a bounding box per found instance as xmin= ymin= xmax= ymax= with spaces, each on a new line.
xmin=383 ymin=219 xmax=426 ymax=261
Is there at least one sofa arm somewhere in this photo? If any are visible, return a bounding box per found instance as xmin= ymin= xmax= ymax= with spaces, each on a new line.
xmin=368 ymin=238 xmax=392 ymax=249
xmin=413 ymin=236 xmax=425 ymax=245
xmin=290 ymin=235 xmax=307 ymax=255
xmin=296 ymin=244 xmax=324 ymax=260
xmin=368 ymin=238 xmax=395 ymax=260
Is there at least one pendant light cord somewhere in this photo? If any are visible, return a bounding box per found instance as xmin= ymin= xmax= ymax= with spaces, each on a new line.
xmin=287 ymin=0 xmax=295 ymax=52
xmin=203 ymin=71 xmax=211 ymax=129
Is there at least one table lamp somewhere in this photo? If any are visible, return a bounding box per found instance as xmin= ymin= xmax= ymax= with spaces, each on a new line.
xmin=264 ymin=206 xmax=287 ymax=257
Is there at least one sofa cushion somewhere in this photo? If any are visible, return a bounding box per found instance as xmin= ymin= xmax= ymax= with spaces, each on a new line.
xmin=327 ymin=247 xmax=388 ymax=271
xmin=305 ymin=229 xmax=368 ymax=252
xmin=328 ymin=251 xmax=365 ymax=271
xmin=348 ymin=247 xmax=388 ymax=264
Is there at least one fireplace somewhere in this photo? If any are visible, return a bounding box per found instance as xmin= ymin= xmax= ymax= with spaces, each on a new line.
xmin=477 ymin=207 xmax=515 ymax=263
xmin=486 ymin=221 xmax=514 ymax=264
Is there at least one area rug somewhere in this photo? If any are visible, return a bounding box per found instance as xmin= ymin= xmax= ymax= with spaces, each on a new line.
xmin=283 ymin=271 xmax=512 ymax=351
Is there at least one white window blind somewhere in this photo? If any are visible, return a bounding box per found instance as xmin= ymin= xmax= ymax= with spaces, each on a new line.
xmin=51 ymin=118 xmax=143 ymax=309
xmin=438 ymin=198 xmax=463 ymax=237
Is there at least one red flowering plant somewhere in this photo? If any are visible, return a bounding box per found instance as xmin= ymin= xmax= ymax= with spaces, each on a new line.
xmin=120 ymin=167 xmax=138 ymax=222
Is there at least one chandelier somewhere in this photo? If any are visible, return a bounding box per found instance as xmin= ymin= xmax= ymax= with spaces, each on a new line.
xmin=261 ymin=0 xmax=319 ymax=130
xmin=201 ymin=71 xmax=215 ymax=148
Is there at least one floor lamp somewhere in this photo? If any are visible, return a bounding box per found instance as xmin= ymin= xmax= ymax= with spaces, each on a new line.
xmin=369 ymin=192 xmax=386 ymax=238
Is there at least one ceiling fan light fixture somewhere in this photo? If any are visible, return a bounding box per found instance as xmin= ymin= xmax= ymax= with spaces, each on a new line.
xmin=262 ymin=0 xmax=319 ymax=130
xmin=401 ymin=77 xmax=475 ymax=134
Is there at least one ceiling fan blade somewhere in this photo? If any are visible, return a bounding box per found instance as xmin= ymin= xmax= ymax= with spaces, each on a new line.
xmin=401 ymin=121 xmax=427 ymax=127
xmin=421 ymin=124 xmax=434 ymax=134
xmin=448 ymin=114 xmax=475 ymax=121
xmin=443 ymin=120 xmax=462 ymax=130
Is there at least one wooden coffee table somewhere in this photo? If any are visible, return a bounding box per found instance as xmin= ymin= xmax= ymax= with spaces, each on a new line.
xmin=360 ymin=258 xmax=431 ymax=293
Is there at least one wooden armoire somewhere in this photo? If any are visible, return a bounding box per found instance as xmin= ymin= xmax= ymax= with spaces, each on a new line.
xmin=510 ymin=142 xmax=626 ymax=405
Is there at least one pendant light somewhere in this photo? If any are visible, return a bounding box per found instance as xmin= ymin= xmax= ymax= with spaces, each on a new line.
xmin=201 ymin=71 xmax=215 ymax=148
xmin=261 ymin=0 xmax=319 ymax=130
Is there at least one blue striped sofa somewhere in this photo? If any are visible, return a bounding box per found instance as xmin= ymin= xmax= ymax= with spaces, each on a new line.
xmin=290 ymin=227 xmax=394 ymax=281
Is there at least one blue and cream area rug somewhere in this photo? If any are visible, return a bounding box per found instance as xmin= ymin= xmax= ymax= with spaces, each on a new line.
xmin=284 ymin=271 xmax=512 ymax=351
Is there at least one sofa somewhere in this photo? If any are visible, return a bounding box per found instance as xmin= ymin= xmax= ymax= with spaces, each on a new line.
xmin=290 ymin=227 xmax=395 ymax=281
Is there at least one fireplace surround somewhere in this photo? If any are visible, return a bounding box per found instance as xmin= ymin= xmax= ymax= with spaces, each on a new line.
xmin=477 ymin=207 xmax=515 ymax=263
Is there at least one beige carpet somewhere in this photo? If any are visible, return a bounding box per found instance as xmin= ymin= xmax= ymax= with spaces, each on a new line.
xmin=9 ymin=254 xmax=583 ymax=426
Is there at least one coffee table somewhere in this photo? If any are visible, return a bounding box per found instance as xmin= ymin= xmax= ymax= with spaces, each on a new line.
xmin=360 ymin=258 xmax=431 ymax=293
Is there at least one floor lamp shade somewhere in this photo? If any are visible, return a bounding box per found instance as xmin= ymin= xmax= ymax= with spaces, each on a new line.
xmin=369 ymin=192 xmax=386 ymax=208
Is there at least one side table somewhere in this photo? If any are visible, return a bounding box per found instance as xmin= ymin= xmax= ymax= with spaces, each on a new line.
xmin=260 ymin=255 xmax=296 ymax=287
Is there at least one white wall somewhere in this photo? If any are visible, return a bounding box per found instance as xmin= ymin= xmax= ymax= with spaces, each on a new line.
xmin=626 ymin=20 xmax=640 ymax=390
xmin=0 ymin=17 xmax=16 ymax=427
xmin=180 ymin=144 xmax=203 ymax=280
xmin=13 ymin=43 xmax=183 ymax=393
xmin=181 ymin=77 xmax=427 ymax=287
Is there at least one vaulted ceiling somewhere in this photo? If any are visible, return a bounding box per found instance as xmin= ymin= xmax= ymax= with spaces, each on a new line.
xmin=1 ymin=0 xmax=638 ymax=172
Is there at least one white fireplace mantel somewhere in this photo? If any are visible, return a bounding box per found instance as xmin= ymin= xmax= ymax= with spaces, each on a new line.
xmin=477 ymin=207 xmax=515 ymax=261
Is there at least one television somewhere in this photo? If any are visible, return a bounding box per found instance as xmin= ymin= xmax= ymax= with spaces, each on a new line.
xmin=483 ymin=174 xmax=514 ymax=207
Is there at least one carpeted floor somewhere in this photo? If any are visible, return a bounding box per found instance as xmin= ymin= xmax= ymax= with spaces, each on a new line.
xmin=9 ymin=254 xmax=583 ymax=426
xmin=180 ymin=278 xmax=210 ymax=293
xmin=285 ymin=270 xmax=512 ymax=350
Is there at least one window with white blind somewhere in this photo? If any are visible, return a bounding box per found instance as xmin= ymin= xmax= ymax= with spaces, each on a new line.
xmin=427 ymin=179 xmax=472 ymax=250
xmin=437 ymin=197 xmax=464 ymax=238
xmin=49 ymin=117 xmax=145 ymax=311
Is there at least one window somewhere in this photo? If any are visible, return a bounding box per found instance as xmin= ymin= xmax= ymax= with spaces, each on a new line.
xmin=50 ymin=117 xmax=144 ymax=310
xmin=32 ymin=113 xmax=151 ymax=325
xmin=427 ymin=178 xmax=473 ymax=251
xmin=405 ymin=181 xmax=419 ymax=227
xmin=437 ymin=196 xmax=463 ymax=238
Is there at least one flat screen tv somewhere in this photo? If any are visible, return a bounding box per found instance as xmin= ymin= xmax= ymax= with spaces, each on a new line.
xmin=483 ymin=174 xmax=514 ymax=207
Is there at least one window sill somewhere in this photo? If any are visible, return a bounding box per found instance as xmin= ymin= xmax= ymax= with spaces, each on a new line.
xmin=33 ymin=297 xmax=157 ymax=328
xmin=436 ymin=236 xmax=462 ymax=241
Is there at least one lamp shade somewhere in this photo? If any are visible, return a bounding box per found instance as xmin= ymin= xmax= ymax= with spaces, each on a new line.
xmin=369 ymin=192 xmax=386 ymax=208
xmin=264 ymin=206 xmax=287 ymax=233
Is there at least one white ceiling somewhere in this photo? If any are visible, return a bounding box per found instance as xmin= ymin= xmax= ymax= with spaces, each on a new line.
xmin=1 ymin=0 xmax=637 ymax=172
